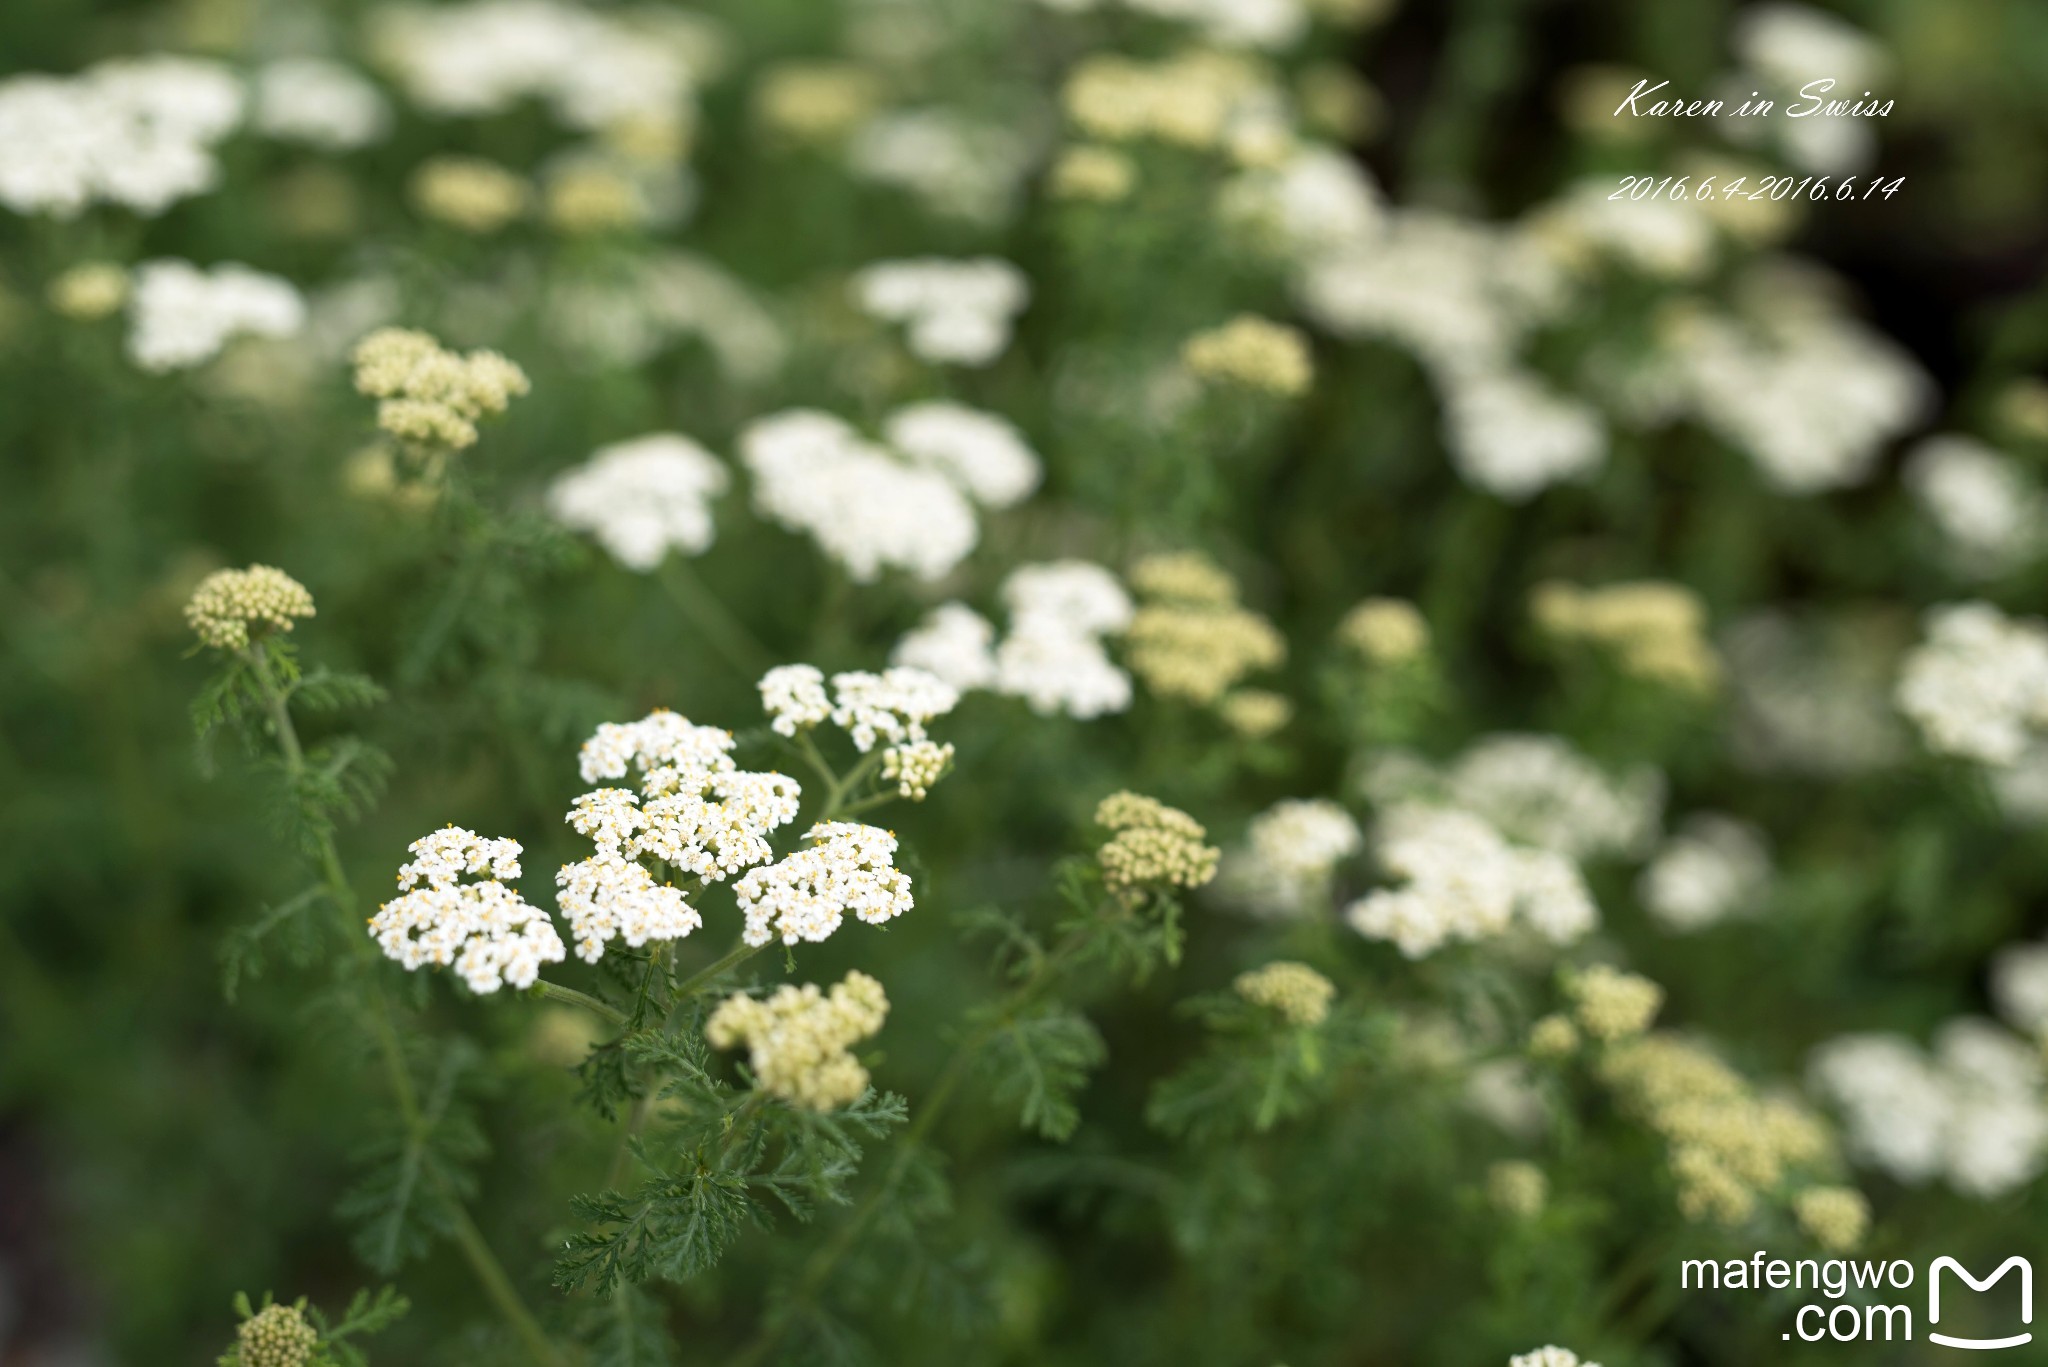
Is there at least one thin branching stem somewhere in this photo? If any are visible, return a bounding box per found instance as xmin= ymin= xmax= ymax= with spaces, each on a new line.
xmin=243 ymin=638 xmax=566 ymax=1367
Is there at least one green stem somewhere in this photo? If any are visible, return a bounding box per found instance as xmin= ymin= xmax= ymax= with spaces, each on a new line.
xmin=661 ymin=557 xmax=774 ymax=681
xmin=242 ymin=639 xmax=564 ymax=1367
xmin=536 ymin=979 xmax=628 ymax=1026
xmin=731 ymin=927 xmax=1091 ymax=1367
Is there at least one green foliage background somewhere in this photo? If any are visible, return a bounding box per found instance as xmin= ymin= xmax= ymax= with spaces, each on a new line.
xmin=3 ymin=0 xmax=2048 ymax=1363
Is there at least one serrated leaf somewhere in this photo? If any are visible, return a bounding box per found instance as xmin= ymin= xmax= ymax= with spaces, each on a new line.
xmin=979 ymin=1008 xmax=1106 ymax=1141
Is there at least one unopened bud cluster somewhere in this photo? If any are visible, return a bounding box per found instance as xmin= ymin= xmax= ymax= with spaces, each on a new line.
xmin=1182 ymin=314 xmax=1314 ymax=397
xmin=1095 ymin=791 xmax=1220 ymax=899
xmin=236 ymin=1302 xmax=317 ymax=1367
xmin=707 ymin=970 xmax=889 ymax=1111
xmin=1531 ymin=580 xmax=1720 ymax=693
xmin=350 ymin=327 xmax=530 ymax=451
xmin=1566 ymin=965 xmax=1664 ymax=1043
xmin=1234 ymin=960 xmax=1335 ymax=1026
xmin=1338 ymin=597 xmax=1429 ymax=666
xmin=1125 ymin=552 xmax=1286 ymax=706
xmin=185 ymin=565 xmax=316 ymax=650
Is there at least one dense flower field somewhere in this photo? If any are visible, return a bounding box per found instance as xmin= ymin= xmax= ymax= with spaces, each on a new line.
xmin=2 ymin=0 xmax=2047 ymax=1363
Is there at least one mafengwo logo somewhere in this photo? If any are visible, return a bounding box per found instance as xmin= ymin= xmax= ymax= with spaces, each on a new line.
xmin=1677 ymin=1252 xmax=2033 ymax=1348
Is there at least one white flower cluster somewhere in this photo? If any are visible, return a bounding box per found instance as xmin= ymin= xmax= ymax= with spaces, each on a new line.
xmin=560 ymin=710 xmax=801 ymax=961
xmin=1904 ymin=436 xmax=2044 ymax=580
xmin=371 ymin=0 xmax=705 ymax=131
xmin=1345 ymin=804 xmax=1598 ymax=957
xmin=848 ymin=109 xmax=1033 ymax=225
xmin=1992 ymin=942 xmax=2048 ymax=1039
xmin=368 ymin=828 xmax=567 ymax=993
xmin=1217 ymin=798 xmax=1363 ymax=920
xmin=1727 ymin=4 xmax=1888 ymax=175
xmin=735 ymin=821 xmax=914 ymax=947
xmin=707 ymin=970 xmax=889 ymax=1111
xmin=1221 ymin=144 xmax=1385 ymax=262
xmin=740 ymin=406 xmax=1040 ymax=581
xmin=1896 ymin=603 xmax=2048 ymax=767
xmin=1362 ymin=735 xmax=1663 ymax=863
xmin=547 ymin=433 xmax=730 ymax=571
xmin=0 ymin=56 xmax=243 ymax=218
xmin=1530 ymin=179 xmax=1719 ymax=280
xmin=851 ymin=257 xmax=1030 ymax=366
xmin=1510 ymin=1348 xmax=1602 ymax=1367
xmin=1637 ymin=814 xmax=1772 ymax=932
xmin=759 ymin=663 xmax=959 ymax=800
xmin=1648 ymin=272 xmax=1930 ymax=493
xmin=891 ymin=561 xmax=1137 ymax=720
xmin=1810 ymin=1020 xmax=2048 ymax=1197
xmin=1299 ymin=211 xmax=1599 ymax=500
xmin=1116 ymin=0 xmax=1309 ymax=50
xmin=545 ymin=252 xmax=788 ymax=380
xmin=126 ymin=260 xmax=305 ymax=372
xmin=252 ymin=59 xmax=392 ymax=150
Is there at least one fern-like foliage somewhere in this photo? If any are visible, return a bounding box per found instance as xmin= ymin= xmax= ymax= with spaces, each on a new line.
xmin=978 ymin=1006 xmax=1106 ymax=1141
xmin=336 ymin=1047 xmax=489 ymax=1274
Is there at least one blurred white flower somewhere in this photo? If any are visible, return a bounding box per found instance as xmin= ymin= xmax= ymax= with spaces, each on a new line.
xmin=1904 ymin=436 xmax=2043 ymax=579
xmin=372 ymin=0 xmax=704 ymax=131
xmin=1811 ymin=1021 xmax=2048 ymax=1197
xmin=890 ymin=603 xmax=1000 ymax=692
xmin=0 ymin=57 xmax=243 ymax=217
xmin=1365 ymin=735 xmax=1662 ymax=862
xmin=253 ymin=59 xmax=392 ymax=150
xmin=1638 ymin=814 xmax=1771 ymax=932
xmin=1221 ymin=143 xmax=1385 ymax=260
xmin=1897 ymin=602 xmax=2048 ymax=767
xmin=883 ymin=402 xmax=1042 ymax=509
xmin=1992 ymin=943 xmax=2048 ymax=1038
xmin=1346 ymin=804 xmax=1597 ymax=956
xmin=852 ymin=256 xmax=1030 ymax=366
xmin=849 ymin=109 xmax=1033 ymax=224
xmin=1123 ymin=0 xmax=1308 ymax=50
xmin=548 ymin=433 xmax=729 ymax=571
xmin=126 ymin=260 xmax=305 ymax=372
xmin=1218 ymin=797 xmax=1362 ymax=920
xmin=1441 ymin=368 xmax=1607 ymax=500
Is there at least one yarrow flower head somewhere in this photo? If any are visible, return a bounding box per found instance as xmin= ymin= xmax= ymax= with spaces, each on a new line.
xmin=882 ymin=740 xmax=953 ymax=800
xmin=185 ymin=564 xmax=315 ymax=650
xmin=851 ymin=256 xmax=1029 ymax=367
xmin=1531 ymin=580 xmax=1720 ymax=693
xmin=735 ymin=822 xmax=914 ymax=947
xmin=47 ymin=260 xmax=128 ymax=319
xmin=1095 ymin=791 xmax=1220 ymax=900
xmin=1234 ymin=961 xmax=1335 ymax=1026
xmin=409 ymin=155 xmax=529 ymax=233
xmin=829 ymin=667 xmax=959 ymax=752
xmin=1338 ymin=597 xmax=1429 ymax=665
xmin=890 ymin=603 xmax=1000 ymax=692
xmin=1219 ymin=798 xmax=1362 ymax=919
xmin=368 ymin=828 xmax=566 ymax=993
xmin=1181 ymin=314 xmax=1315 ymax=397
xmin=350 ymin=327 xmax=530 ymax=451
xmin=1896 ymin=602 xmax=2048 ymax=767
xmin=1125 ymin=551 xmax=1287 ymax=706
xmin=127 ymin=259 xmax=304 ymax=372
xmin=707 ymin=970 xmax=889 ymax=1111
xmin=1566 ymin=964 xmax=1664 ymax=1042
xmin=1794 ymin=1185 xmax=1871 ymax=1252
xmin=1510 ymin=1349 xmax=1602 ymax=1367
xmin=547 ymin=432 xmax=730 ymax=571
xmin=235 ymin=1301 xmax=318 ymax=1367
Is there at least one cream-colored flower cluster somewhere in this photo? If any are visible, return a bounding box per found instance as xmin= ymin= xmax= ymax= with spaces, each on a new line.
xmin=1061 ymin=51 xmax=1278 ymax=156
xmin=1531 ymin=580 xmax=1720 ymax=693
xmin=1050 ymin=144 xmax=1137 ymax=202
xmin=1095 ymin=791 xmax=1220 ymax=899
xmin=734 ymin=822 xmax=914 ymax=947
xmin=559 ymin=710 xmax=800 ymax=962
xmin=1182 ymin=314 xmax=1314 ymax=397
xmin=1487 ymin=1160 xmax=1548 ymax=1218
xmin=707 ymin=970 xmax=889 ymax=1112
xmin=1602 ymin=1033 xmax=1835 ymax=1225
xmin=1125 ymin=551 xmax=1287 ymax=706
xmin=350 ymin=327 xmax=530 ymax=451
xmin=185 ymin=564 xmax=316 ymax=650
xmin=881 ymin=740 xmax=953 ymax=801
xmin=48 ymin=261 xmax=129 ymax=319
xmin=410 ymin=155 xmax=529 ymax=234
xmin=1338 ymin=597 xmax=1429 ymax=665
xmin=368 ymin=828 xmax=567 ymax=994
xmin=1234 ymin=960 xmax=1334 ymax=1026
xmin=761 ymin=663 xmax=960 ymax=802
xmin=236 ymin=1302 xmax=318 ymax=1367
xmin=1565 ymin=965 xmax=1664 ymax=1042
xmin=1793 ymin=1185 xmax=1871 ymax=1252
